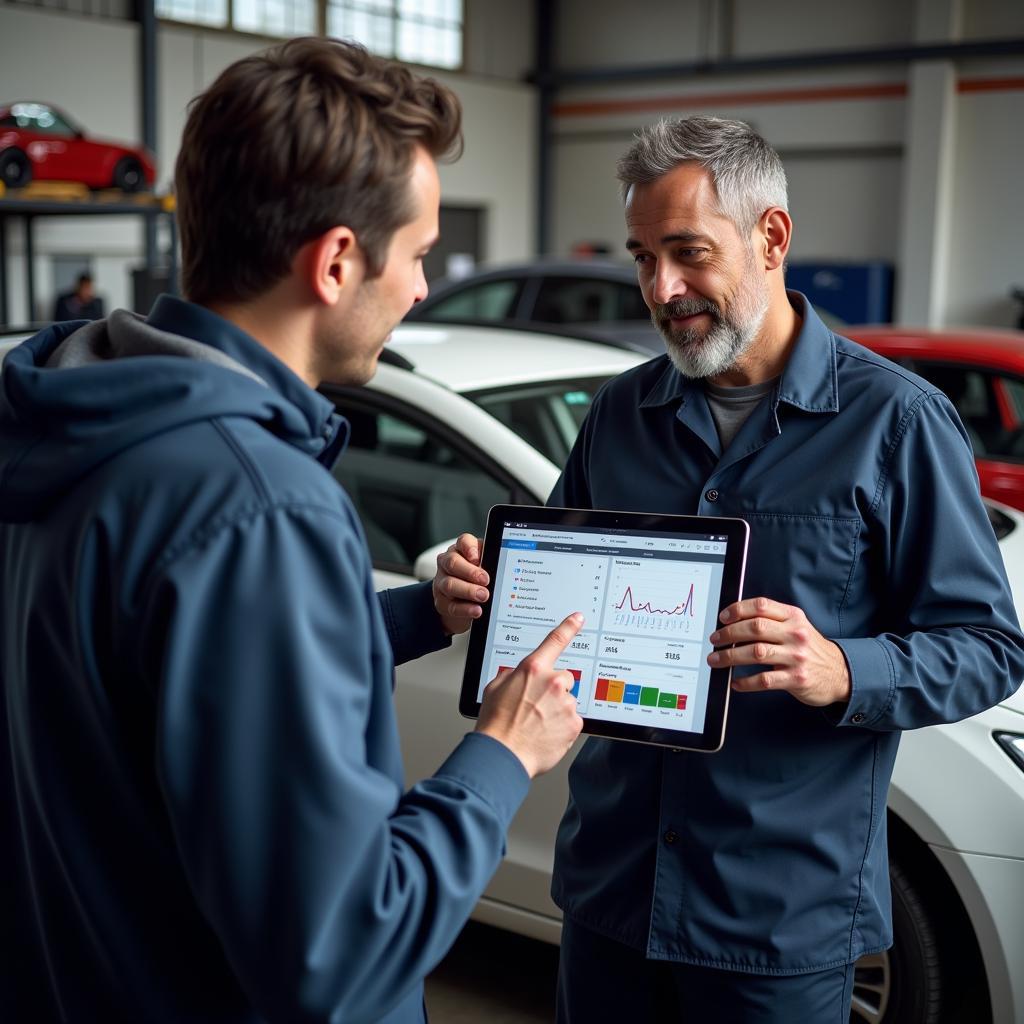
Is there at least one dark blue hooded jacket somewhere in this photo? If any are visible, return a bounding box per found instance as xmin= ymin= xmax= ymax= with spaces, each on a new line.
xmin=0 ymin=297 xmax=529 ymax=1023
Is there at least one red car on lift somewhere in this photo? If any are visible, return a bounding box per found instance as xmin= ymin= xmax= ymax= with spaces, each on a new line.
xmin=0 ymin=101 xmax=156 ymax=192
xmin=849 ymin=327 xmax=1024 ymax=511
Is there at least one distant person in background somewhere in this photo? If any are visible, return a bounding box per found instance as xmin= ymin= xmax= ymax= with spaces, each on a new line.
xmin=53 ymin=272 xmax=104 ymax=321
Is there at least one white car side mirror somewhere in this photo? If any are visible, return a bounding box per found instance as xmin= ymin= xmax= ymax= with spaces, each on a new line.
xmin=413 ymin=538 xmax=458 ymax=582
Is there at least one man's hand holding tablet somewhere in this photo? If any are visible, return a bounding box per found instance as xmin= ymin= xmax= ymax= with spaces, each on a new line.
xmin=432 ymin=533 xmax=489 ymax=633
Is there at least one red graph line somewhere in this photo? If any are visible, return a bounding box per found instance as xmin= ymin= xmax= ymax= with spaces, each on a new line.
xmin=615 ymin=583 xmax=695 ymax=617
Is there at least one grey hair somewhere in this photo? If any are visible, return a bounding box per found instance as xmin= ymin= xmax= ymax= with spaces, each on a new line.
xmin=617 ymin=116 xmax=788 ymax=233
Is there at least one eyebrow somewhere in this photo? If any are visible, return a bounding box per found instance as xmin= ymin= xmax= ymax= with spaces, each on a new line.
xmin=625 ymin=232 xmax=711 ymax=250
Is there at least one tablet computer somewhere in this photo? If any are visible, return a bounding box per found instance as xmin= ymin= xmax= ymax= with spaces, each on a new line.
xmin=460 ymin=505 xmax=750 ymax=752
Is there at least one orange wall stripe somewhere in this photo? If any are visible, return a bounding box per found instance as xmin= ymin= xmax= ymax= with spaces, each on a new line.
xmin=553 ymin=82 xmax=908 ymax=118
xmin=553 ymin=74 xmax=1024 ymax=118
xmin=958 ymin=76 xmax=1024 ymax=93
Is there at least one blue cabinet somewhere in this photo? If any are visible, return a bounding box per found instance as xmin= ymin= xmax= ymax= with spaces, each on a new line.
xmin=786 ymin=262 xmax=894 ymax=325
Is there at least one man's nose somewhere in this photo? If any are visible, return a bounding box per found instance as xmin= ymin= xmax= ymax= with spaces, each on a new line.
xmin=413 ymin=264 xmax=429 ymax=305
xmin=652 ymin=265 xmax=688 ymax=306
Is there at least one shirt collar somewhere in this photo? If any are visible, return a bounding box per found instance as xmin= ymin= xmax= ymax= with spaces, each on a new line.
xmin=147 ymin=294 xmax=347 ymax=463
xmin=639 ymin=291 xmax=839 ymax=415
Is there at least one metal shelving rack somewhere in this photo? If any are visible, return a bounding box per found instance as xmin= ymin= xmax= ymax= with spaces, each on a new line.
xmin=0 ymin=190 xmax=178 ymax=328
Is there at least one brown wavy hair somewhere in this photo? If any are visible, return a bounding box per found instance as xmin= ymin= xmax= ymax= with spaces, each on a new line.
xmin=175 ymin=37 xmax=462 ymax=305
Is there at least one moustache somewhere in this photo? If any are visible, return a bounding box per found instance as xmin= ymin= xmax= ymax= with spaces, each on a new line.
xmin=655 ymin=298 xmax=721 ymax=322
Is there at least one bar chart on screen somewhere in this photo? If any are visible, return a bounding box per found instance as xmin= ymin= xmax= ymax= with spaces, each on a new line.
xmin=590 ymin=660 xmax=696 ymax=727
xmin=604 ymin=557 xmax=710 ymax=638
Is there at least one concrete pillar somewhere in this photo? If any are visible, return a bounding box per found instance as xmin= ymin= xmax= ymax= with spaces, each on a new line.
xmin=896 ymin=0 xmax=961 ymax=326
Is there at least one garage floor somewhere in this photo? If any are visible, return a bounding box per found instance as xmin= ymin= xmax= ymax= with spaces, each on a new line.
xmin=425 ymin=922 xmax=558 ymax=1023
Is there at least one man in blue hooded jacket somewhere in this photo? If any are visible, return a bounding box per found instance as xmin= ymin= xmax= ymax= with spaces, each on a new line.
xmin=0 ymin=38 xmax=583 ymax=1023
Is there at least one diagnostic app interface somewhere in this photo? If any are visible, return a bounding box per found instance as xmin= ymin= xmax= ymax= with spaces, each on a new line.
xmin=478 ymin=521 xmax=729 ymax=732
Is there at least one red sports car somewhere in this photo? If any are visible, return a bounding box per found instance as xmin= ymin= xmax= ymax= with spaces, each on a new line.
xmin=0 ymin=101 xmax=156 ymax=192
xmin=849 ymin=326 xmax=1024 ymax=511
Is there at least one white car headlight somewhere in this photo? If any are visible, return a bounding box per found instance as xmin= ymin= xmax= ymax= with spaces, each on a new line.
xmin=995 ymin=732 xmax=1024 ymax=773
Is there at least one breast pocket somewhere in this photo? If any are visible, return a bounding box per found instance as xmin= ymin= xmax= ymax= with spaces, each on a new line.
xmin=739 ymin=512 xmax=860 ymax=638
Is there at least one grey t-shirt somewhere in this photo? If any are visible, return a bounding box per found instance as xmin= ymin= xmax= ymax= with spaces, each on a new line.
xmin=704 ymin=377 xmax=778 ymax=451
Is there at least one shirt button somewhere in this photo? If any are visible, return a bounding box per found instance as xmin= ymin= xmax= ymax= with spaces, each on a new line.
xmin=663 ymin=830 xmax=678 ymax=845
xmin=705 ymin=488 xmax=719 ymax=503
xmin=851 ymin=712 xmax=866 ymax=724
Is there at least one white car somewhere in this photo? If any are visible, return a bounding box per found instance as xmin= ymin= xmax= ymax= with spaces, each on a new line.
xmin=4 ymin=323 xmax=1023 ymax=1024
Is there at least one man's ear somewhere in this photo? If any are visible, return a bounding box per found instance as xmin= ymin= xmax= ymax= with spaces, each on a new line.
xmin=759 ymin=207 xmax=792 ymax=271
xmin=306 ymin=226 xmax=361 ymax=306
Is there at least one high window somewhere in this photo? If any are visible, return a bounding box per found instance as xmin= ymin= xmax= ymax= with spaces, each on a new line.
xmin=326 ymin=1 xmax=462 ymax=69
xmin=154 ymin=0 xmax=463 ymax=70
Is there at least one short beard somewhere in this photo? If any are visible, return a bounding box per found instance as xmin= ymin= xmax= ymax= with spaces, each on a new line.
xmin=654 ymin=267 xmax=769 ymax=380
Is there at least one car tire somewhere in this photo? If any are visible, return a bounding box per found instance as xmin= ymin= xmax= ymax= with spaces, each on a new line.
xmin=851 ymin=856 xmax=943 ymax=1024
xmin=112 ymin=157 xmax=144 ymax=193
xmin=0 ymin=148 xmax=32 ymax=189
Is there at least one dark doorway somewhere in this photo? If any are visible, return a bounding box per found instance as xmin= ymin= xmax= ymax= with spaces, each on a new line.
xmin=424 ymin=204 xmax=485 ymax=283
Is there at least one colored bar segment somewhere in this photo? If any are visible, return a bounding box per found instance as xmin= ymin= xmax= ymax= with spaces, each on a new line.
xmin=607 ymin=679 xmax=625 ymax=702
xmin=640 ymin=687 xmax=659 ymax=707
xmin=595 ymin=677 xmax=610 ymax=701
xmin=658 ymin=691 xmax=678 ymax=708
xmin=623 ymin=684 xmax=641 ymax=705
xmin=676 ymin=694 xmax=688 ymax=710
xmin=570 ymin=668 xmax=582 ymax=699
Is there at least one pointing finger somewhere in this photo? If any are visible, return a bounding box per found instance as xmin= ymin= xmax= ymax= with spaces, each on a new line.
xmin=529 ymin=612 xmax=585 ymax=668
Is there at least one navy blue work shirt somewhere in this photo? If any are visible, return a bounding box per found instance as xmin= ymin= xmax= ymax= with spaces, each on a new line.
xmin=549 ymin=294 xmax=1024 ymax=974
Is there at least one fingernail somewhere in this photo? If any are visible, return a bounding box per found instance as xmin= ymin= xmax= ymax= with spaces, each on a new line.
xmin=477 ymin=572 xmax=489 ymax=584
xmin=471 ymin=606 xmax=482 ymax=618
xmin=570 ymin=612 xmax=584 ymax=624
xmin=475 ymin=588 xmax=489 ymax=601
xmin=719 ymin=609 xmax=731 ymax=623
xmin=709 ymin=631 xmax=720 ymax=644
xmin=708 ymin=652 xmax=720 ymax=665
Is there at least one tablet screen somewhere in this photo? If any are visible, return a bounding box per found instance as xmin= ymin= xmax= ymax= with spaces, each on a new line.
xmin=461 ymin=506 xmax=749 ymax=750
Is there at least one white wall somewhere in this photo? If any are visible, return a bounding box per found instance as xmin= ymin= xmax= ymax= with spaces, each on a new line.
xmin=463 ymin=0 xmax=534 ymax=81
xmin=0 ymin=2 xmax=535 ymax=323
xmin=549 ymin=0 xmax=1024 ymax=328
xmin=946 ymin=61 xmax=1024 ymax=326
xmin=551 ymin=64 xmax=907 ymax=265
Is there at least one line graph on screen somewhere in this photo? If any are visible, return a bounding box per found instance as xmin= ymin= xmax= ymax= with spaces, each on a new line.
xmin=605 ymin=560 xmax=710 ymax=637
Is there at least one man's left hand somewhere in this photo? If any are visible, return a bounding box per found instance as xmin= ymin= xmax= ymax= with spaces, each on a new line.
xmin=432 ymin=533 xmax=490 ymax=636
xmin=707 ymin=597 xmax=851 ymax=707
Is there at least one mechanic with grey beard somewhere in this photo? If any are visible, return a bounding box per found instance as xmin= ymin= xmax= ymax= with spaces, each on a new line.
xmin=540 ymin=116 xmax=1023 ymax=1021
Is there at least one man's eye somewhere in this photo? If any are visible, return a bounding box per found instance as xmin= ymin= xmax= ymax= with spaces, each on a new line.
xmin=632 ymin=253 xmax=650 ymax=265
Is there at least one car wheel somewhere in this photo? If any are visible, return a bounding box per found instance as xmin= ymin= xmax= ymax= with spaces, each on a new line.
xmin=113 ymin=157 xmax=144 ymax=193
xmin=0 ymin=149 xmax=32 ymax=189
xmin=851 ymin=856 xmax=943 ymax=1023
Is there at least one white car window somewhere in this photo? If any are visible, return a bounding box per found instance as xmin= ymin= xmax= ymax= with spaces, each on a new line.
xmin=466 ymin=377 xmax=607 ymax=468
xmin=421 ymin=279 xmax=523 ymax=322
xmin=531 ymin=276 xmax=648 ymax=324
xmin=329 ymin=398 xmax=514 ymax=571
